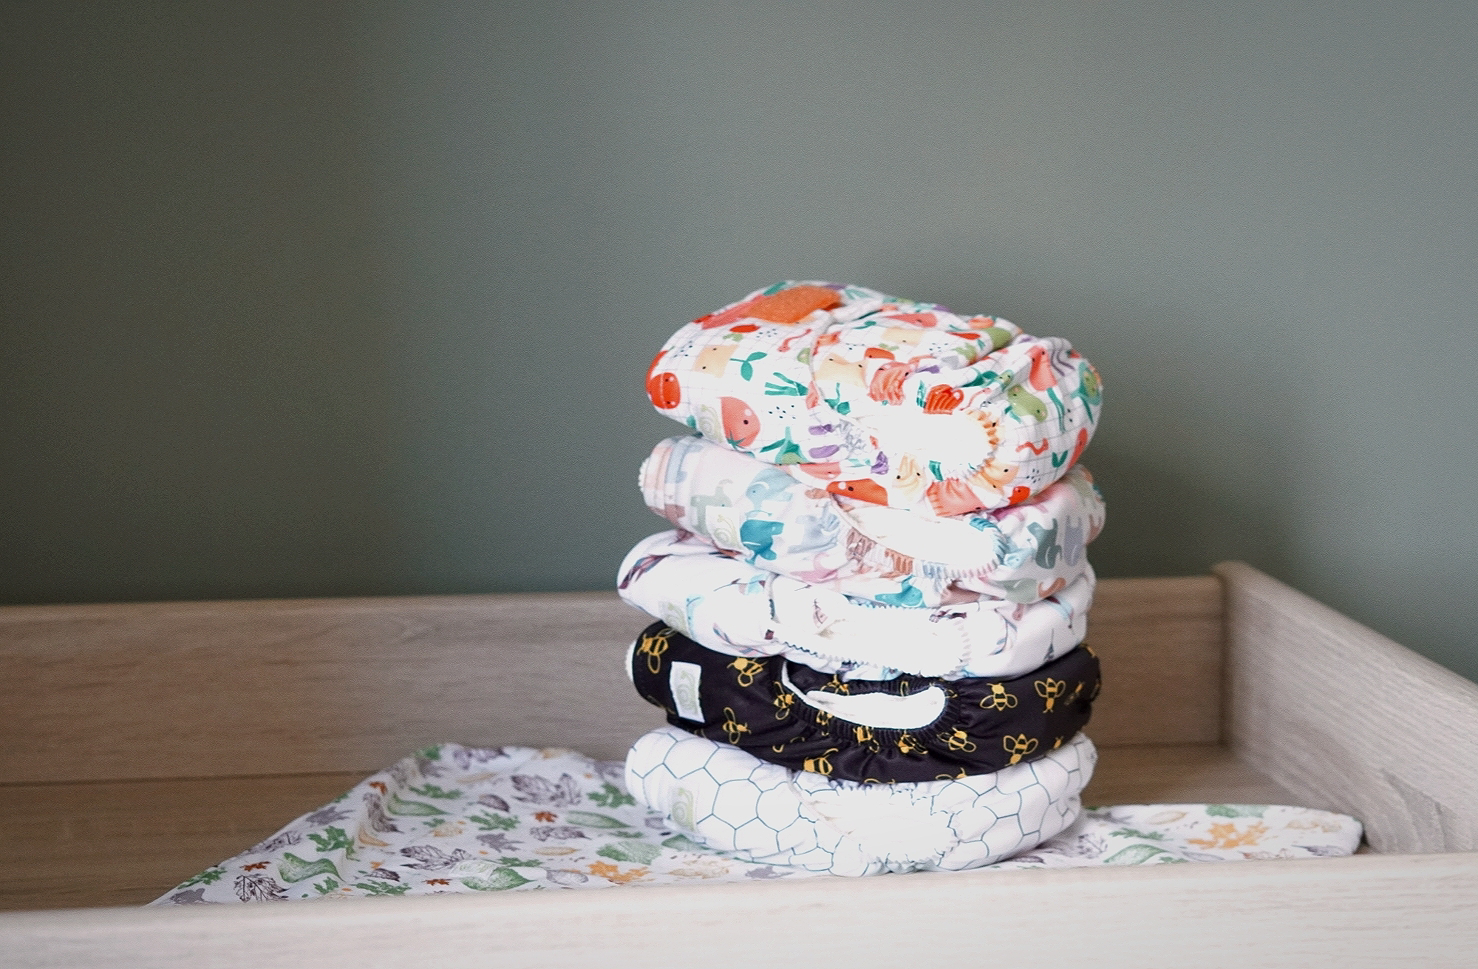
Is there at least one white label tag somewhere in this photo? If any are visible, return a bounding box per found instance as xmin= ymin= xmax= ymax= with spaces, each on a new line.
xmin=670 ymin=661 xmax=704 ymax=722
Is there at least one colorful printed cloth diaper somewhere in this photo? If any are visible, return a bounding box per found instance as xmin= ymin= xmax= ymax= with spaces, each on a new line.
xmin=645 ymin=281 xmax=1101 ymax=517
xmin=641 ymin=434 xmax=1105 ymax=607
xmin=625 ymin=725 xmax=1095 ymax=875
xmin=618 ymin=530 xmax=1094 ymax=680
xmin=626 ymin=621 xmax=1099 ymax=783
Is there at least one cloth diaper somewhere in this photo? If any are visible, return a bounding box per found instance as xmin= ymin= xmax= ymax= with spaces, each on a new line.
xmin=626 ymin=621 xmax=1099 ymax=783
xmin=625 ymin=725 xmax=1095 ymax=875
xmin=645 ymin=281 xmax=1101 ymax=516
xmin=618 ymin=529 xmax=1095 ymax=679
xmin=641 ymin=434 xmax=1104 ymax=607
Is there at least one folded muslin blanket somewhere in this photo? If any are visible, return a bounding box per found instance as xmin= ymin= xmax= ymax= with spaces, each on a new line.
xmin=618 ymin=530 xmax=1094 ymax=679
xmin=646 ymin=282 xmax=1102 ymax=516
xmin=627 ymin=622 xmax=1100 ymax=783
xmin=626 ymin=726 xmax=1096 ymax=876
xmin=641 ymin=434 xmax=1105 ymax=607
xmin=153 ymin=743 xmax=1363 ymax=903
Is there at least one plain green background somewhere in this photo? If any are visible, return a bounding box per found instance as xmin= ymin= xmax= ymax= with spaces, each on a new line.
xmin=4 ymin=1 xmax=1475 ymax=683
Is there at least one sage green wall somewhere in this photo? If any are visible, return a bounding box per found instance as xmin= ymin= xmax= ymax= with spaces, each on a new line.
xmin=4 ymin=2 xmax=1476 ymax=682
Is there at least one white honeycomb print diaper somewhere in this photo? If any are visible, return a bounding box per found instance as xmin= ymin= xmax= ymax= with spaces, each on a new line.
xmin=625 ymin=725 xmax=1095 ymax=876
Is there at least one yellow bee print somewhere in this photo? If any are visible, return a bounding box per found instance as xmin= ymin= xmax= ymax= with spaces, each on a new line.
xmin=728 ymin=657 xmax=764 ymax=687
xmin=896 ymin=732 xmax=926 ymax=755
xmin=813 ymin=708 xmax=834 ymax=728
xmin=936 ymin=768 xmax=968 ymax=781
xmin=853 ymin=725 xmax=880 ymax=751
xmin=1003 ymin=733 xmax=1039 ymax=765
xmin=636 ymin=628 xmax=672 ymax=674
xmin=720 ymin=707 xmax=751 ymax=744
xmin=980 ymin=683 xmax=1018 ymax=711
xmin=772 ymin=690 xmax=794 ymax=719
xmin=1035 ymin=677 xmax=1067 ymax=712
xmin=941 ymin=727 xmax=978 ymax=753
xmin=823 ymin=675 xmax=851 ymax=694
xmin=1081 ymin=642 xmax=1098 ymax=658
xmin=803 ymin=748 xmax=838 ymax=776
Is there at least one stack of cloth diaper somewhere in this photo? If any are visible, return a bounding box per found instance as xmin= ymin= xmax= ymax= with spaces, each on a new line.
xmin=617 ymin=281 xmax=1107 ymax=876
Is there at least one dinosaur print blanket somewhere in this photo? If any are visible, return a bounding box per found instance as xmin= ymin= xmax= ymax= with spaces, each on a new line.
xmin=154 ymin=743 xmax=1361 ymax=904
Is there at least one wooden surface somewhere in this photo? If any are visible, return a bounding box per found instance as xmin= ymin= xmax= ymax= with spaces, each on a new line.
xmin=1083 ymin=743 xmax=1294 ymax=807
xmin=3 ymin=852 xmax=1475 ymax=969
xmin=0 ymin=577 xmax=1225 ymax=785
xmin=5 ymin=569 xmax=1478 ymax=964
xmin=0 ymin=592 xmax=662 ymax=783
xmin=1081 ymin=575 xmax=1224 ymax=745
xmin=0 ymin=773 xmax=361 ymax=912
xmin=0 ymin=742 xmax=1290 ymax=913
xmin=1218 ymin=562 xmax=1478 ymax=854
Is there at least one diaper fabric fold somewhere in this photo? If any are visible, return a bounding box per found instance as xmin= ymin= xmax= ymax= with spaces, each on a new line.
xmin=622 ymin=280 xmax=1108 ymax=873
xmin=618 ymin=529 xmax=1095 ymax=680
xmin=625 ymin=725 xmax=1096 ymax=876
xmin=645 ymin=281 xmax=1102 ymax=517
xmin=627 ymin=621 xmax=1100 ymax=784
xmin=641 ymin=434 xmax=1105 ymax=607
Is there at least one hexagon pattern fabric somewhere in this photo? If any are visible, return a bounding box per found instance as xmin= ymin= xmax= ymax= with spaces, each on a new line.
xmin=624 ymin=726 xmax=1096 ymax=876
xmin=645 ymin=281 xmax=1102 ymax=517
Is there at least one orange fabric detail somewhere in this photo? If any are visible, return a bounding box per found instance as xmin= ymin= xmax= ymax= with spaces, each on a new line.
xmin=797 ymin=461 xmax=842 ymax=480
xmin=1026 ymin=344 xmax=1058 ymax=390
xmin=646 ymin=370 xmax=681 ymax=409
xmin=827 ymin=479 xmax=890 ymax=505
xmin=746 ymin=285 xmax=843 ymax=324
xmin=720 ymin=396 xmax=761 ymax=447
xmin=868 ymin=362 xmax=910 ymax=404
xmin=923 ymin=385 xmax=964 ymax=414
xmin=926 ymin=479 xmax=987 ymax=516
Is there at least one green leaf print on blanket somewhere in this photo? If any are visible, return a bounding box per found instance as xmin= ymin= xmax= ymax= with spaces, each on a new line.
xmin=408 ymin=783 xmax=464 ymax=800
xmin=598 ymin=840 xmax=662 ymax=865
xmin=588 ymin=782 xmax=636 ymax=808
xmin=386 ymin=792 xmax=447 ymax=816
xmin=278 ymin=853 xmax=341 ymax=883
xmin=462 ymin=869 xmax=532 ymax=892
xmin=563 ymin=811 xmax=630 ymax=829
xmin=177 ymin=866 xmax=225 ymax=888
xmin=1205 ymin=804 xmax=1268 ymax=818
xmin=470 ymin=811 xmax=519 ymax=831
xmin=1101 ymin=844 xmax=1186 ymax=865
xmin=306 ymin=826 xmax=354 ymax=853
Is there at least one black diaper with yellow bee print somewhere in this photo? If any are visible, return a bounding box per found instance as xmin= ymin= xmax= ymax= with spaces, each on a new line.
xmin=627 ymin=621 xmax=1100 ymax=784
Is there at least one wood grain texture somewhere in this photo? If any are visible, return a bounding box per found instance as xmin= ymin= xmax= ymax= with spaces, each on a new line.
xmin=0 ymin=578 xmax=1223 ymax=786
xmin=1084 ymin=575 xmax=1224 ymax=745
xmin=1218 ymin=561 xmax=1478 ymax=853
xmin=1082 ymin=743 xmax=1294 ymax=807
xmin=0 ymin=774 xmax=362 ymax=912
xmin=0 ymin=743 xmax=1290 ymax=913
xmin=0 ymin=592 xmax=663 ymax=783
xmin=2 ymin=852 xmax=1474 ymax=969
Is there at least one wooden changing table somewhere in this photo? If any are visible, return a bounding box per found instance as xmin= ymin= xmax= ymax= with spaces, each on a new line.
xmin=0 ymin=562 xmax=1474 ymax=967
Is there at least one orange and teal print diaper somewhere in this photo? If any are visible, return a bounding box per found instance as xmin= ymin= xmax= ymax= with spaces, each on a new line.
xmin=646 ymin=282 xmax=1102 ymax=516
